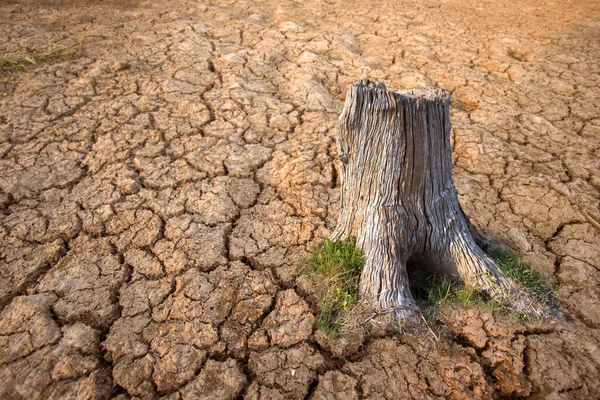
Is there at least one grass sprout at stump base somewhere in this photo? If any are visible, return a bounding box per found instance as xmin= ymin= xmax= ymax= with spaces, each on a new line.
xmin=420 ymin=246 xmax=555 ymax=322
xmin=303 ymin=237 xmax=364 ymax=337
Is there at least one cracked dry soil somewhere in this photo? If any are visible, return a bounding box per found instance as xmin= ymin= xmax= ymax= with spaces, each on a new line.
xmin=1 ymin=0 xmax=600 ymax=398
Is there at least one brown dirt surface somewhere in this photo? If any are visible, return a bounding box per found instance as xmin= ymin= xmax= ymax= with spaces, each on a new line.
xmin=1 ymin=0 xmax=600 ymax=398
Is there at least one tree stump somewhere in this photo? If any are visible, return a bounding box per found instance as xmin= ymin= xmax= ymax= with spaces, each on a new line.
xmin=331 ymin=80 xmax=531 ymax=318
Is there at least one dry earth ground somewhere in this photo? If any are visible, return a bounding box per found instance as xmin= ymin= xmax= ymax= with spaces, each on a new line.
xmin=1 ymin=0 xmax=600 ymax=398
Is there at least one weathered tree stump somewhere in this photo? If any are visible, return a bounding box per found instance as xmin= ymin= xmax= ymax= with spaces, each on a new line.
xmin=331 ymin=80 xmax=532 ymax=318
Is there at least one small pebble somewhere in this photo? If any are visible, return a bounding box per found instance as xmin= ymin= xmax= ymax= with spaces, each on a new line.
xmin=113 ymin=61 xmax=131 ymax=71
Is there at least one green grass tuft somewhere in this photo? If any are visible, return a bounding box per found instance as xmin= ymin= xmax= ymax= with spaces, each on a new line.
xmin=303 ymin=237 xmax=364 ymax=337
xmin=420 ymin=275 xmax=501 ymax=322
xmin=2 ymin=43 xmax=81 ymax=95
xmin=486 ymin=247 xmax=553 ymax=304
xmin=419 ymin=247 xmax=555 ymax=322
xmin=0 ymin=54 xmax=37 ymax=76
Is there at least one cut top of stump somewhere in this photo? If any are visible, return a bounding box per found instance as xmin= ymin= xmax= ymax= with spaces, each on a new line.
xmin=342 ymin=79 xmax=449 ymax=116
xmin=340 ymin=80 xmax=450 ymax=134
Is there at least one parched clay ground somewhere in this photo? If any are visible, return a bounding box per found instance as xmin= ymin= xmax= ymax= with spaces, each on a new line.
xmin=1 ymin=0 xmax=600 ymax=398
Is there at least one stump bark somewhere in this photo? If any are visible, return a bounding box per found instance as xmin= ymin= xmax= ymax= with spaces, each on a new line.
xmin=331 ymin=80 xmax=526 ymax=317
